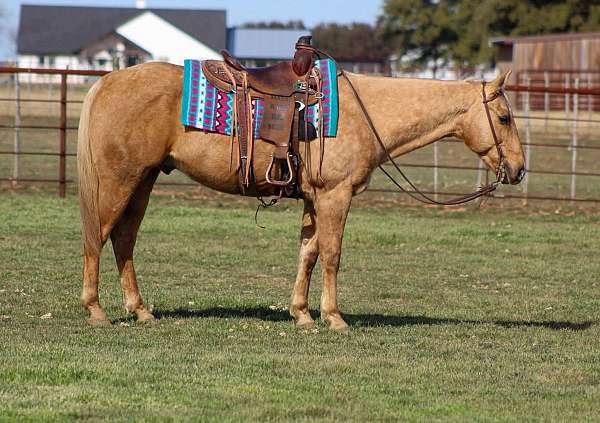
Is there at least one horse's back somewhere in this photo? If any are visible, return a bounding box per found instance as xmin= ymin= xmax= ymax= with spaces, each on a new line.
xmin=93 ymin=62 xmax=183 ymax=112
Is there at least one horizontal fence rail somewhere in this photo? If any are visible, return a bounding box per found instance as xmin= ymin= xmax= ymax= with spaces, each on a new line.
xmin=1 ymin=66 xmax=600 ymax=204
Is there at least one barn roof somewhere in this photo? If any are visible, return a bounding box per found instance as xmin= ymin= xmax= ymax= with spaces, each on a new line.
xmin=17 ymin=5 xmax=227 ymax=55
xmin=491 ymin=31 xmax=600 ymax=46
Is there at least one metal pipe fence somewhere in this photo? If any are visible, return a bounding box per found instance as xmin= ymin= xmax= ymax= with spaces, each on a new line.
xmin=0 ymin=67 xmax=108 ymax=197
xmin=1 ymin=67 xmax=600 ymax=204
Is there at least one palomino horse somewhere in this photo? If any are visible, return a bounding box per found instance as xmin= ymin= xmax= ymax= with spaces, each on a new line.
xmin=78 ymin=63 xmax=525 ymax=331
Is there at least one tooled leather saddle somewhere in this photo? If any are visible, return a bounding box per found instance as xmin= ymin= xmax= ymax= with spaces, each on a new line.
xmin=202 ymin=36 xmax=322 ymax=197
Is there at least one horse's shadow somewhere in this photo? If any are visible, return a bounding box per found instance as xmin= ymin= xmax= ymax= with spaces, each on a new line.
xmin=154 ymin=306 xmax=593 ymax=331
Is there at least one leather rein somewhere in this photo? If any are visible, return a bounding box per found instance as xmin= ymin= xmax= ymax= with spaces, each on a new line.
xmin=297 ymin=44 xmax=507 ymax=206
xmin=344 ymin=76 xmax=507 ymax=206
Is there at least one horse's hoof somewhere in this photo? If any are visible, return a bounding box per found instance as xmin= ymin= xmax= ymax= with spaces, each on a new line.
xmin=138 ymin=317 xmax=157 ymax=326
xmin=295 ymin=316 xmax=316 ymax=330
xmin=136 ymin=310 xmax=156 ymax=324
xmin=323 ymin=315 xmax=350 ymax=334
xmin=329 ymin=322 xmax=351 ymax=335
xmin=86 ymin=308 xmax=110 ymax=326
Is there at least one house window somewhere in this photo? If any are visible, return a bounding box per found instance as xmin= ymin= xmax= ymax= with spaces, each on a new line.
xmin=97 ymin=59 xmax=107 ymax=67
xmin=38 ymin=56 xmax=45 ymax=66
xmin=127 ymin=55 xmax=140 ymax=67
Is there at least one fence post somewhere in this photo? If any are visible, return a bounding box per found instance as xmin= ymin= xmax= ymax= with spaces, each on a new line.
xmin=433 ymin=142 xmax=439 ymax=201
xmin=570 ymin=79 xmax=579 ymax=202
xmin=588 ymin=74 xmax=592 ymax=135
xmin=59 ymin=73 xmax=67 ymax=198
xmin=13 ymin=75 xmax=21 ymax=187
xmin=47 ymin=77 xmax=53 ymax=115
xmin=476 ymin=159 xmax=484 ymax=190
xmin=523 ymin=77 xmax=531 ymax=205
xmin=543 ymin=72 xmax=549 ymax=133
xmin=564 ymin=74 xmax=570 ymax=130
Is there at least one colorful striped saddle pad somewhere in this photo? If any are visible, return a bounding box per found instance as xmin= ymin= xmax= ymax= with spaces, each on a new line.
xmin=181 ymin=59 xmax=339 ymax=138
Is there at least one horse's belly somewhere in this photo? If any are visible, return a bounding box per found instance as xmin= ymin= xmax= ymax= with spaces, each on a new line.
xmin=168 ymin=131 xmax=240 ymax=193
xmin=169 ymin=131 xmax=280 ymax=196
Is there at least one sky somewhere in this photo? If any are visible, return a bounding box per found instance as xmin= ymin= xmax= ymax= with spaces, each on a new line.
xmin=0 ymin=0 xmax=383 ymax=60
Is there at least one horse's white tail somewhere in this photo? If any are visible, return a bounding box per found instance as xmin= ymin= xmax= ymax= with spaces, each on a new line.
xmin=77 ymin=79 xmax=104 ymax=255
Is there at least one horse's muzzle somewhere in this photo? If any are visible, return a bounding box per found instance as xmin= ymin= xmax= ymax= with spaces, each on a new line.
xmin=504 ymin=164 xmax=526 ymax=185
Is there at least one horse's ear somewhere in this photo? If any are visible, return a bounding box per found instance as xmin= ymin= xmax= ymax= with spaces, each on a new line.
xmin=485 ymin=69 xmax=511 ymax=98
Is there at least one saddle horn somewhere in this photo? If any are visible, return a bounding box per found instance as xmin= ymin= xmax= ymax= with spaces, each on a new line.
xmin=292 ymin=36 xmax=315 ymax=77
xmin=220 ymin=50 xmax=244 ymax=72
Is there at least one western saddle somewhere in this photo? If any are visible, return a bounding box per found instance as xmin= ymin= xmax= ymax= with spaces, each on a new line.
xmin=202 ymin=36 xmax=322 ymax=196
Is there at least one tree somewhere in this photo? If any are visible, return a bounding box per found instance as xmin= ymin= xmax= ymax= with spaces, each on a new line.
xmin=241 ymin=21 xmax=306 ymax=29
xmin=378 ymin=0 xmax=459 ymax=77
xmin=379 ymin=0 xmax=600 ymax=75
xmin=312 ymin=23 xmax=390 ymax=62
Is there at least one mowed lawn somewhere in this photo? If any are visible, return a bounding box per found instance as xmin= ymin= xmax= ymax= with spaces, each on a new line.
xmin=1 ymin=192 xmax=600 ymax=422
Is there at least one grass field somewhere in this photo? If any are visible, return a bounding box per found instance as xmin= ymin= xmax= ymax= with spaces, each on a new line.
xmin=1 ymin=192 xmax=600 ymax=421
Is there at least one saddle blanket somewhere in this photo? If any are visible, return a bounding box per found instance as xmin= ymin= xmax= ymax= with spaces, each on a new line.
xmin=181 ymin=59 xmax=339 ymax=138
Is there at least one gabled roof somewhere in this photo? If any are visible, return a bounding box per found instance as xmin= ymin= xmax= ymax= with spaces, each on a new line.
xmin=227 ymin=28 xmax=311 ymax=60
xmin=490 ymin=31 xmax=600 ymax=46
xmin=18 ymin=5 xmax=226 ymax=55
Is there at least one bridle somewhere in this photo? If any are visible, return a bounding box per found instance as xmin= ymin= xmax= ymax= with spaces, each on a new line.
xmin=342 ymin=73 xmax=508 ymax=206
xmin=295 ymin=43 xmax=509 ymax=206
xmin=481 ymin=82 xmax=508 ymax=185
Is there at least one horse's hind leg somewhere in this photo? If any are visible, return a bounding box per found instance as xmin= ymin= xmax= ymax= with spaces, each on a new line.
xmin=110 ymin=168 xmax=159 ymax=323
xmin=290 ymin=200 xmax=319 ymax=329
xmin=80 ymin=172 xmax=146 ymax=325
xmin=82 ymin=249 xmax=109 ymax=325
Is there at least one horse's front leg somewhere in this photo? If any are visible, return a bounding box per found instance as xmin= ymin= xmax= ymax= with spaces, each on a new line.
xmin=315 ymin=185 xmax=353 ymax=332
xmin=290 ymin=200 xmax=319 ymax=329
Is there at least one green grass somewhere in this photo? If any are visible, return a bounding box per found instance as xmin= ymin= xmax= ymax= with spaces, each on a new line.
xmin=1 ymin=192 xmax=600 ymax=421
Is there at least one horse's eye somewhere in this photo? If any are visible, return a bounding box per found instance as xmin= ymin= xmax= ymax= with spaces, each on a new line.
xmin=499 ymin=115 xmax=510 ymax=125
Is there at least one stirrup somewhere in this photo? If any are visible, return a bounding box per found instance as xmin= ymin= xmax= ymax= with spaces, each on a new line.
xmin=265 ymin=154 xmax=294 ymax=187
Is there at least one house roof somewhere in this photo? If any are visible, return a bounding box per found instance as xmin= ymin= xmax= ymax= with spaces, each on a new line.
xmin=490 ymin=31 xmax=600 ymax=46
xmin=17 ymin=5 xmax=227 ymax=55
xmin=227 ymin=28 xmax=311 ymax=60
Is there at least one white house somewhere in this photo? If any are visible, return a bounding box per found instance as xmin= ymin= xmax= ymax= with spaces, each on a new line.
xmin=17 ymin=3 xmax=226 ymax=82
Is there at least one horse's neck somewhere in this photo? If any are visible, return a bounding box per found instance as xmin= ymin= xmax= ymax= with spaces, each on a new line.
xmin=345 ymin=74 xmax=475 ymax=161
